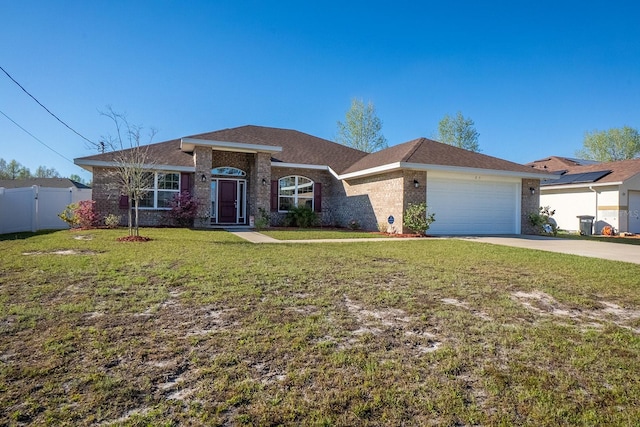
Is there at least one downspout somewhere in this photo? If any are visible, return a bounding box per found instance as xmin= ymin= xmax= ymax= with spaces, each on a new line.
xmin=589 ymin=186 xmax=598 ymax=234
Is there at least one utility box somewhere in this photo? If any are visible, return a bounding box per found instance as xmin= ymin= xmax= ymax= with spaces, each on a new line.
xmin=577 ymin=215 xmax=594 ymax=236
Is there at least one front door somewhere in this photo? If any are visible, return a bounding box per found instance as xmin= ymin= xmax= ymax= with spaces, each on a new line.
xmin=218 ymin=180 xmax=238 ymax=223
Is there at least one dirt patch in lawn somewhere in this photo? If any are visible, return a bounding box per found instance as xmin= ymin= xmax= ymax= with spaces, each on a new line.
xmin=22 ymin=249 xmax=98 ymax=256
xmin=512 ymin=290 xmax=640 ymax=333
xmin=342 ymin=296 xmax=442 ymax=353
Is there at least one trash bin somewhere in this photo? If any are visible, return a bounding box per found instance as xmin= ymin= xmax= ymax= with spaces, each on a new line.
xmin=577 ymin=215 xmax=594 ymax=235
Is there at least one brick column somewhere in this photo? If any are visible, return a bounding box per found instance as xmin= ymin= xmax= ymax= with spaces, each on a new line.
xmin=254 ymin=152 xmax=271 ymax=222
xmin=193 ymin=147 xmax=212 ymax=228
xmin=521 ymin=178 xmax=540 ymax=234
xmin=402 ymin=170 xmax=427 ymax=233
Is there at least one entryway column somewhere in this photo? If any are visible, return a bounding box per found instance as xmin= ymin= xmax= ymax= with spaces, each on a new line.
xmin=194 ymin=146 xmax=213 ymax=228
xmin=254 ymin=152 xmax=271 ymax=218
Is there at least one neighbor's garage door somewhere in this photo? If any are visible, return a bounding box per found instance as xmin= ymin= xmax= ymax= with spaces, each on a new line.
xmin=426 ymin=175 xmax=519 ymax=235
xmin=629 ymin=191 xmax=640 ymax=233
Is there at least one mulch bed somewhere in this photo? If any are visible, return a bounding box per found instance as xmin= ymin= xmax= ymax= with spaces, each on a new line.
xmin=116 ymin=235 xmax=152 ymax=242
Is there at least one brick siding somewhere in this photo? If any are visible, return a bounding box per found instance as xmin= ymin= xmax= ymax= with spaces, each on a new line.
xmin=521 ymin=178 xmax=540 ymax=234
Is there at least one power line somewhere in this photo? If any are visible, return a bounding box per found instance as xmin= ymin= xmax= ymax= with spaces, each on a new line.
xmin=0 ymin=65 xmax=96 ymax=145
xmin=0 ymin=108 xmax=75 ymax=165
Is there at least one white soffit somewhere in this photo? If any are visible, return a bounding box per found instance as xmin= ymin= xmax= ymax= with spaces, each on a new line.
xmin=339 ymin=162 xmax=553 ymax=180
xmin=180 ymin=138 xmax=283 ymax=154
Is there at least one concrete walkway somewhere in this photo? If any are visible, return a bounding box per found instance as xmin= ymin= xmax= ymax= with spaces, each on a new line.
xmin=229 ymin=230 xmax=640 ymax=265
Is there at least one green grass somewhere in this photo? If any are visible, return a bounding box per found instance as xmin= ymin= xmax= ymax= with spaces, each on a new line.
xmin=259 ymin=228 xmax=391 ymax=240
xmin=1 ymin=228 xmax=639 ymax=425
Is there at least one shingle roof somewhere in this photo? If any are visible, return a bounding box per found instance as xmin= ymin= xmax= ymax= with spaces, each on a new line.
xmin=535 ymin=157 xmax=640 ymax=185
xmin=526 ymin=156 xmax=600 ymax=172
xmin=76 ymin=125 xmax=368 ymax=174
xmin=77 ymin=139 xmax=194 ymax=168
xmin=0 ymin=178 xmax=90 ymax=189
xmin=76 ymin=126 xmax=546 ymax=178
xmin=185 ymin=125 xmax=368 ymax=173
xmin=342 ymin=138 xmax=545 ymax=176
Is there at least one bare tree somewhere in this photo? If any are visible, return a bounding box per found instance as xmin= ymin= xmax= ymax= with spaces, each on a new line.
xmin=95 ymin=108 xmax=157 ymax=237
xmin=34 ymin=166 xmax=60 ymax=178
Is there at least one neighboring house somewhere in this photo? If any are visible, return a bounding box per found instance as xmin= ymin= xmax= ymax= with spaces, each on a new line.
xmin=0 ymin=178 xmax=92 ymax=233
xmin=528 ymin=156 xmax=640 ymax=234
xmin=74 ymin=125 xmax=548 ymax=235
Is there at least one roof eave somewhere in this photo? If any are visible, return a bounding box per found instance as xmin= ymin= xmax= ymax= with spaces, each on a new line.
xmin=74 ymin=159 xmax=195 ymax=173
xmin=339 ymin=162 xmax=555 ymax=180
xmin=541 ymin=181 xmax=624 ymax=190
xmin=180 ymin=138 xmax=283 ymax=154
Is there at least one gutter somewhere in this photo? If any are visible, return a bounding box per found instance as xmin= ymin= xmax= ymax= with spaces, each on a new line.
xmin=589 ymin=185 xmax=598 ymax=232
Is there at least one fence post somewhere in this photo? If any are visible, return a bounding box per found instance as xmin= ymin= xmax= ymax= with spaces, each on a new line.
xmin=32 ymin=185 xmax=38 ymax=232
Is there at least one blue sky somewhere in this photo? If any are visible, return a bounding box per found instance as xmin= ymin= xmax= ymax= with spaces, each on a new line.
xmin=2 ymin=1 xmax=639 ymax=181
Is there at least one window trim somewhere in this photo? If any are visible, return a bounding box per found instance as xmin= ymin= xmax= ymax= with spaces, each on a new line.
xmin=139 ymin=171 xmax=181 ymax=210
xmin=278 ymin=175 xmax=314 ymax=212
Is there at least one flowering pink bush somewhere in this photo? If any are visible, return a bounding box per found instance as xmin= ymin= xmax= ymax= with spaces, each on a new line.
xmin=75 ymin=200 xmax=99 ymax=228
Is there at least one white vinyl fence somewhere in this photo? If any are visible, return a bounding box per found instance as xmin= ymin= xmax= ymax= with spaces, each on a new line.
xmin=0 ymin=186 xmax=92 ymax=234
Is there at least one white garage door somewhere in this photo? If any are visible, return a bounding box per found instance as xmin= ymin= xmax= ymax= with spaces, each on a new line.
xmin=426 ymin=175 xmax=519 ymax=235
xmin=629 ymin=191 xmax=640 ymax=233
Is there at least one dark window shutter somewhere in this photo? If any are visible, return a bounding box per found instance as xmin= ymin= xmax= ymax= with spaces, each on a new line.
xmin=180 ymin=173 xmax=191 ymax=194
xmin=314 ymin=182 xmax=322 ymax=213
xmin=270 ymin=180 xmax=278 ymax=212
xmin=119 ymin=195 xmax=129 ymax=209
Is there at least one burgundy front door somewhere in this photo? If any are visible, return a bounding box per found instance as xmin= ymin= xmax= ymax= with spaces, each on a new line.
xmin=218 ymin=180 xmax=237 ymax=223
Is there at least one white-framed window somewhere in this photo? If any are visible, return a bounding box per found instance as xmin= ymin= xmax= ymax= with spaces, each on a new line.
xmin=139 ymin=172 xmax=180 ymax=209
xmin=278 ymin=175 xmax=314 ymax=211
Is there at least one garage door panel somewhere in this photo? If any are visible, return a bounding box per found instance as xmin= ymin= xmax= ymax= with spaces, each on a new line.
xmin=630 ymin=192 xmax=640 ymax=234
xmin=427 ymin=177 xmax=518 ymax=234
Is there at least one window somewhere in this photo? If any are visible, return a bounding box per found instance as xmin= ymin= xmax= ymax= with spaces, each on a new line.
xmin=139 ymin=172 xmax=180 ymax=209
xmin=279 ymin=176 xmax=314 ymax=211
xmin=211 ymin=167 xmax=246 ymax=177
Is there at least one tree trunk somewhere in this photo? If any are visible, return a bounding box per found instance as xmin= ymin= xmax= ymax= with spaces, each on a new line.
xmin=134 ymin=199 xmax=140 ymax=237
xmin=128 ymin=197 xmax=133 ymax=236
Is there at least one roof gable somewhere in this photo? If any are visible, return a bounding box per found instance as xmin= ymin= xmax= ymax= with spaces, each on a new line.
xmin=342 ymin=138 xmax=546 ymax=176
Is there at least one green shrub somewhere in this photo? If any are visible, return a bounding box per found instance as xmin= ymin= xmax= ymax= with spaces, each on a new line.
xmin=254 ymin=207 xmax=270 ymax=230
xmin=284 ymin=206 xmax=318 ymax=228
xmin=403 ymin=202 xmax=435 ymax=235
xmin=528 ymin=206 xmax=558 ymax=236
xmin=104 ymin=214 xmax=121 ymax=229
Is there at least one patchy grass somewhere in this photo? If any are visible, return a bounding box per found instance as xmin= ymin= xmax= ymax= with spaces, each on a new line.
xmin=259 ymin=228 xmax=390 ymax=240
xmin=1 ymin=228 xmax=639 ymax=426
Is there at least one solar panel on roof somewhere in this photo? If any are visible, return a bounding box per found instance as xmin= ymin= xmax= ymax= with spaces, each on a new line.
xmin=541 ymin=170 xmax=612 ymax=186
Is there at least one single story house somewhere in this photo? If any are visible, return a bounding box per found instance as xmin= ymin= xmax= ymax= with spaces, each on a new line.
xmin=528 ymin=156 xmax=640 ymax=234
xmin=75 ymin=125 xmax=548 ymax=234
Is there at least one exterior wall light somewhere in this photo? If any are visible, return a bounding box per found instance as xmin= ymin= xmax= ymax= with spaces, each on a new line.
xmin=262 ymin=178 xmax=267 ymax=185
xmin=413 ymin=179 xmax=419 ymax=188
xmin=201 ymin=174 xmax=207 ymax=182
xmin=530 ymin=187 xmax=536 ymax=195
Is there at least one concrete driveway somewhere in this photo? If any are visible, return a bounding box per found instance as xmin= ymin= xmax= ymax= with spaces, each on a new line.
xmin=460 ymin=235 xmax=640 ymax=265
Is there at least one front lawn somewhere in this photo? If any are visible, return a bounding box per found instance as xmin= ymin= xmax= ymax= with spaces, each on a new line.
xmin=1 ymin=228 xmax=639 ymax=425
